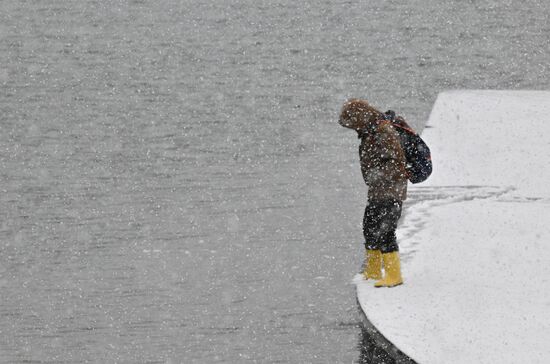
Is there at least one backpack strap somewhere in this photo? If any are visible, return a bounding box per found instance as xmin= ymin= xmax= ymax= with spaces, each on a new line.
xmin=391 ymin=122 xmax=417 ymax=136
xmin=385 ymin=111 xmax=418 ymax=135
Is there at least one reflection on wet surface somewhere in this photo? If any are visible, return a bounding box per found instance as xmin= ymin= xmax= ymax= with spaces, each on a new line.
xmin=357 ymin=311 xmax=418 ymax=364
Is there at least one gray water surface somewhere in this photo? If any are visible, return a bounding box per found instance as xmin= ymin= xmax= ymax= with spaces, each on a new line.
xmin=1 ymin=1 xmax=549 ymax=363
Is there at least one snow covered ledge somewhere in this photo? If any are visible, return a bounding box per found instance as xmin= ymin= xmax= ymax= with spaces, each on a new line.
xmin=355 ymin=90 xmax=550 ymax=364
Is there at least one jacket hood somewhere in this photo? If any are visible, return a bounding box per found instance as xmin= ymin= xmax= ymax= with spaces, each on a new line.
xmin=339 ymin=99 xmax=382 ymax=131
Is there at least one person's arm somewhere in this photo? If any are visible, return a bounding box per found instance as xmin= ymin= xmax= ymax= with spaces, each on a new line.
xmin=378 ymin=124 xmax=408 ymax=178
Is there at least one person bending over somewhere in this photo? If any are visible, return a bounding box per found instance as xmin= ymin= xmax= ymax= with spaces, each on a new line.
xmin=339 ymin=99 xmax=408 ymax=287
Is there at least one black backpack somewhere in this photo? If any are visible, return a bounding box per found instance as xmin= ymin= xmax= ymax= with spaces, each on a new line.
xmin=383 ymin=110 xmax=432 ymax=184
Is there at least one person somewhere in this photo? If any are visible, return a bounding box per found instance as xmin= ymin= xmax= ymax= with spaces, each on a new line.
xmin=338 ymin=99 xmax=408 ymax=287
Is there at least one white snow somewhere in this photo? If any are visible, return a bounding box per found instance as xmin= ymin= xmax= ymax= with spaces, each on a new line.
xmin=355 ymin=90 xmax=550 ymax=364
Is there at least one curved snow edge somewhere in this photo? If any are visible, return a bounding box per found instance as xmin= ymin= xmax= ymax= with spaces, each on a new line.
xmin=356 ymin=295 xmax=418 ymax=364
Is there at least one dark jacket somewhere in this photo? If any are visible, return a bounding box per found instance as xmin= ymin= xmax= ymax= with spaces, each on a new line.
xmin=359 ymin=121 xmax=408 ymax=201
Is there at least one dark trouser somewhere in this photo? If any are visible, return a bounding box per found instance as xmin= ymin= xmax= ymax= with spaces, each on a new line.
xmin=363 ymin=199 xmax=403 ymax=253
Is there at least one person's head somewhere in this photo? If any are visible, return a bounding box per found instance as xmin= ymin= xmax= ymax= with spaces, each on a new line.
xmin=338 ymin=99 xmax=382 ymax=131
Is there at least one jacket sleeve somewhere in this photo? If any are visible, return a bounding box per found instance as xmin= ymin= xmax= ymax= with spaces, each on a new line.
xmin=378 ymin=124 xmax=408 ymax=179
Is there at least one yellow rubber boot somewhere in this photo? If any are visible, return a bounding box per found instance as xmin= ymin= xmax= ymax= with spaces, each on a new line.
xmin=374 ymin=251 xmax=403 ymax=287
xmin=363 ymin=249 xmax=382 ymax=280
